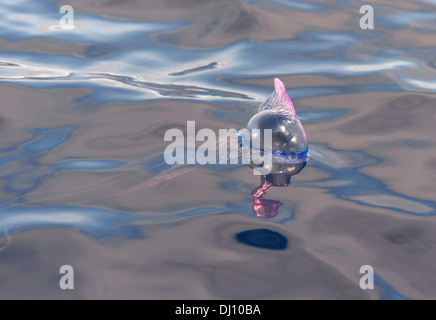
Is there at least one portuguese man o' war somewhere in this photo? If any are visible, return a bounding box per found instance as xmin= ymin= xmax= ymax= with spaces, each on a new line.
xmin=242 ymin=78 xmax=308 ymax=181
xmin=244 ymin=78 xmax=309 ymax=218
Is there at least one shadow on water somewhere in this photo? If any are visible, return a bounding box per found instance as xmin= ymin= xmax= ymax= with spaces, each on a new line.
xmin=236 ymin=228 xmax=287 ymax=250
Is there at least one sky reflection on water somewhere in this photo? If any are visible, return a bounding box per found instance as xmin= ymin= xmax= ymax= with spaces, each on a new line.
xmin=0 ymin=0 xmax=436 ymax=299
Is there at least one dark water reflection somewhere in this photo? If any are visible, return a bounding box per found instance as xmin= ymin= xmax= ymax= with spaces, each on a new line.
xmin=1 ymin=0 xmax=436 ymax=299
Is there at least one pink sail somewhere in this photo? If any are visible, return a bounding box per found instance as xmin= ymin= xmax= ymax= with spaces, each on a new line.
xmin=258 ymin=78 xmax=297 ymax=121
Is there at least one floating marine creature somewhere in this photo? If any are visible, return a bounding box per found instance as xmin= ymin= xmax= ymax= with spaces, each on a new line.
xmin=244 ymin=78 xmax=308 ymax=218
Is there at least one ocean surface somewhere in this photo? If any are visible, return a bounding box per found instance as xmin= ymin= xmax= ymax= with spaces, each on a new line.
xmin=1 ymin=0 xmax=436 ymax=299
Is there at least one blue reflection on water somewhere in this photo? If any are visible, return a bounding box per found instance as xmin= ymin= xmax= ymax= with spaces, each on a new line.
xmin=54 ymin=160 xmax=125 ymax=170
xmin=0 ymin=0 xmax=184 ymax=43
xmin=0 ymin=206 xmax=141 ymax=239
xmin=245 ymin=0 xmax=324 ymax=11
xmin=375 ymin=275 xmax=409 ymax=300
xmin=306 ymin=145 xmax=436 ymax=216
xmin=0 ymin=126 xmax=76 ymax=193
xmin=0 ymin=205 xmax=227 ymax=239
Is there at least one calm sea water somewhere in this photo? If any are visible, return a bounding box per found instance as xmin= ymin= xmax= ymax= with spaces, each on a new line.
xmin=0 ymin=0 xmax=436 ymax=299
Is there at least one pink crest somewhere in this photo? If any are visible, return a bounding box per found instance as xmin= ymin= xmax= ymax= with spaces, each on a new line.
xmin=258 ymin=78 xmax=296 ymax=120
